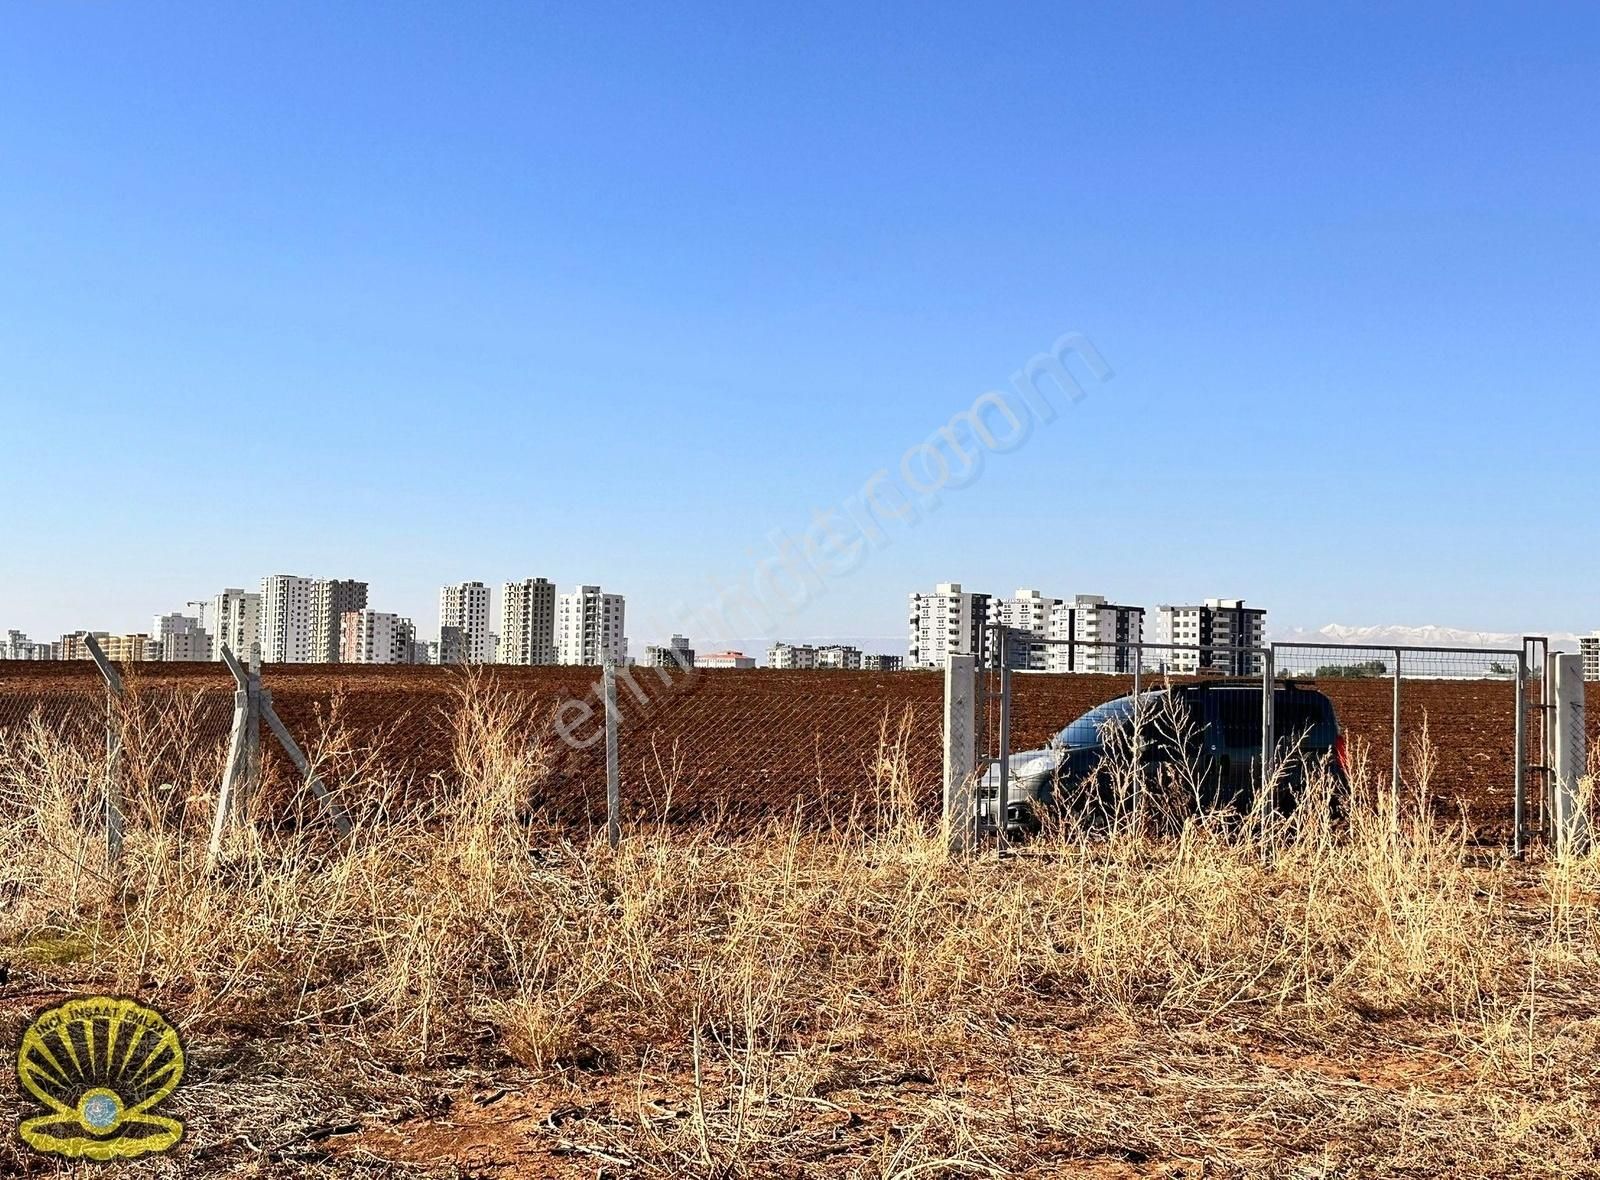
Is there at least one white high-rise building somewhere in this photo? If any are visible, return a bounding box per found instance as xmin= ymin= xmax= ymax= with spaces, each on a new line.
xmin=259 ymin=575 xmax=317 ymax=663
xmin=1156 ymin=599 xmax=1267 ymax=674
xmin=1581 ymin=633 xmax=1599 ymax=682
xmin=768 ymin=641 xmax=817 ymax=669
xmin=339 ymin=610 xmax=417 ymax=664
xmin=151 ymin=612 xmax=211 ymax=662
xmin=202 ymin=589 xmax=261 ymax=662
xmin=1046 ymin=595 xmax=1146 ymax=674
xmin=312 ymin=579 xmax=368 ymax=663
xmin=439 ymin=582 xmax=493 ymax=663
xmin=500 ymin=577 xmax=557 ymax=665
xmin=907 ymin=582 xmax=991 ymax=669
xmin=556 ymin=585 xmax=626 ymax=666
xmin=990 ymin=588 xmax=1059 ymax=670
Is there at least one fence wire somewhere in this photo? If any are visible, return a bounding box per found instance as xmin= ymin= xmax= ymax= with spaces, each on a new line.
xmin=0 ymin=661 xmax=951 ymax=838
xmin=1 ymin=641 xmax=1592 ymax=846
xmin=975 ymin=632 xmax=1573 ymax=845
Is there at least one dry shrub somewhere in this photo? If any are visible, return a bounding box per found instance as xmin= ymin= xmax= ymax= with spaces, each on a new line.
xmin=0 ymin=677 xmax=1597 ymax=1175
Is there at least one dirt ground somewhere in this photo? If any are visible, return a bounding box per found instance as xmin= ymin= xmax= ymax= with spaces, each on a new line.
xmin=0 ymin=661 xmax=1580 ymax=841
xmin=0 ymin=855 xmax=1584 ymax=1180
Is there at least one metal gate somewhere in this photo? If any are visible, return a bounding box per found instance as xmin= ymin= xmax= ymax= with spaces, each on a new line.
xmin=969 ymin=628 xmax=1549 ymax=853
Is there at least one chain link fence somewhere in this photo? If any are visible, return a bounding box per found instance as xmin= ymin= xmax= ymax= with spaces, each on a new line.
xmin=1 ymin=638 xmax=1592 ymax=849
xmin=973 ymin=631 xmax=1572 ymax=847
xmin=0 ymin=661 xmax=951 ymax=841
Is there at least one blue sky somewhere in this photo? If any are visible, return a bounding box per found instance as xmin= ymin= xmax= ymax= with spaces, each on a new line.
xmin=2 ymin=3 xmax=1597 ymax=651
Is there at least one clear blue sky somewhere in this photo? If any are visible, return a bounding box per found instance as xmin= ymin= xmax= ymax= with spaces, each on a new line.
xmin=3 ymin=3 xmax=1597 ymax=651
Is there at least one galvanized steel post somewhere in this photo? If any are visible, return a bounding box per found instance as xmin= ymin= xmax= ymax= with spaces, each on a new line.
xmin=1261 ymin=647 xmax=1275 ymax=785
xmin=996 ymin=629 xmax=1011 ymax=856
xmin=1514 ymin=650 xmax=1528 ymax=857
xmin=1392 ymin=648 xmax=1403 ymax=794
xmin=603 ymin=662 xmax=621 ymax=849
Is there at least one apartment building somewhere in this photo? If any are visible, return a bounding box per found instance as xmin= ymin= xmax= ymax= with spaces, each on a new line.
xmin=815 ymin=644 xmax=863 ymax=670
xmin=1044 ymin=595 xmax=1146 ymax=674
xmin=556 ymin=585 xmax=626 ymax=666
xmin=201 ymin=589 xmax=260 ymax=662
xmin=339 ymin=610 xmax=416 ymax=664
xmin=439 ymin=582 xmax=493 ymax=663
xmin=644 ymin=634 xmax=695 ymax=669
xmin=990 ymin=588 xmax=1058 ymax=670
xmin=0 ymin=631 xmax=54 ymax=659
xmin=1156 ymin=599 xmax=1267 ymax=674
xmin=1582 ymin=633 xmax=1599 ymax=682
xmin=151 ymin=612 xmax=211 ymax=662
xmin=435 ymin=625 xmax=466 ymax=665
xmin=259 ymin=575 xmax=317 ymax=663
xmin=311 ymin=579 xmax=368 ymax=663
xmin=907 ymin=583 xmax=991 ymax=669
xmin=699 ymin=651 xmax=756 ymax=669
xmin=863 ymin=653 xmax=904 ymax=672
xmin=102 ymin=633 xmax=154 ymax=662
xmin=57 ymin=632 xmax=108 ymax=661
xmin=500 ymin=577 xmax=557 ymax=665
xmin=768 ymin=641 xmax=817 ymax=669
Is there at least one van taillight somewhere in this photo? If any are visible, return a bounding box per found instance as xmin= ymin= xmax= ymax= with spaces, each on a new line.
xmin=1335 ymin=732 xmax=1348 ymax=774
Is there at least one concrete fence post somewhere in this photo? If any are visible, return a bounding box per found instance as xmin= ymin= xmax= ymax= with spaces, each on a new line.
xmin=246 ymin=641 xmax=263 ymax=799
xmin=1551 ymin=652 xmax=1589 ymax=857
xmin=944 ymin=654 xmax=977 ymax=855
xmin=82 ymin=635 xmax=125 ymax=866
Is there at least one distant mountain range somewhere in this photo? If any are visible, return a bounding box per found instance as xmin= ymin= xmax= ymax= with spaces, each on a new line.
xmin=1272 ymin=623 xmax=1585 ymax=650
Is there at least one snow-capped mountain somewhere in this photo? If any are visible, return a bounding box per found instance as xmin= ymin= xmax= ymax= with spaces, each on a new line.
xmin=1272 ymin=623 xmax=1584 ymax=650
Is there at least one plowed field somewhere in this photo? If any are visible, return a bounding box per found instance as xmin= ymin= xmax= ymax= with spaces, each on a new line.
xmin=1 ymin=662 xmax=1582 ymax=840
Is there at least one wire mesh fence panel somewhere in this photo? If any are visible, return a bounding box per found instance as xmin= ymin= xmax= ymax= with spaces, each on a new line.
xmin=977 ymin=632 xmax=1283 ymax=837
xmin=978 ymin=631 xmax=1557 ymax=847
xmin=0 ymin=639 xmax=1568 ymax=848
xmin=1 ymin=661 xmax=956 ymax=836
xmin=565 ymin=665 xmax=947 ymax=834
xmin=1272 ymin=643 xmax=1530 ymax=842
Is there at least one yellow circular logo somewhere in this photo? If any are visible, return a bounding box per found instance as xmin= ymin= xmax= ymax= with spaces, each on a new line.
xmin=15 ymin=996 xmax=185 ymax=1161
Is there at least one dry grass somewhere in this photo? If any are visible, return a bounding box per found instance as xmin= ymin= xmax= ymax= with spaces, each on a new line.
xmin=0 ymin=673 xmax=1597 ymax=1177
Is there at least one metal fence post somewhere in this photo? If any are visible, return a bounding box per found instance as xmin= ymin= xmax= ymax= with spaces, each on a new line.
xmin=1261 ymin=647 xmax=1275 ymax=785
xmin=943 ymin=655 xmax=977 ymax=855
xmin=1392 ymin=648 xmax=1403 ymax=793
xmin=1544 ymin=643 xmax=1556 ymax=839
xmin=603 ymin=662 xmax=621 ymax=849
xmin=996 ymin=631 xmax=1011 ymax=856
xmin=1514 ymin=650 xmax=1528 ymax=857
